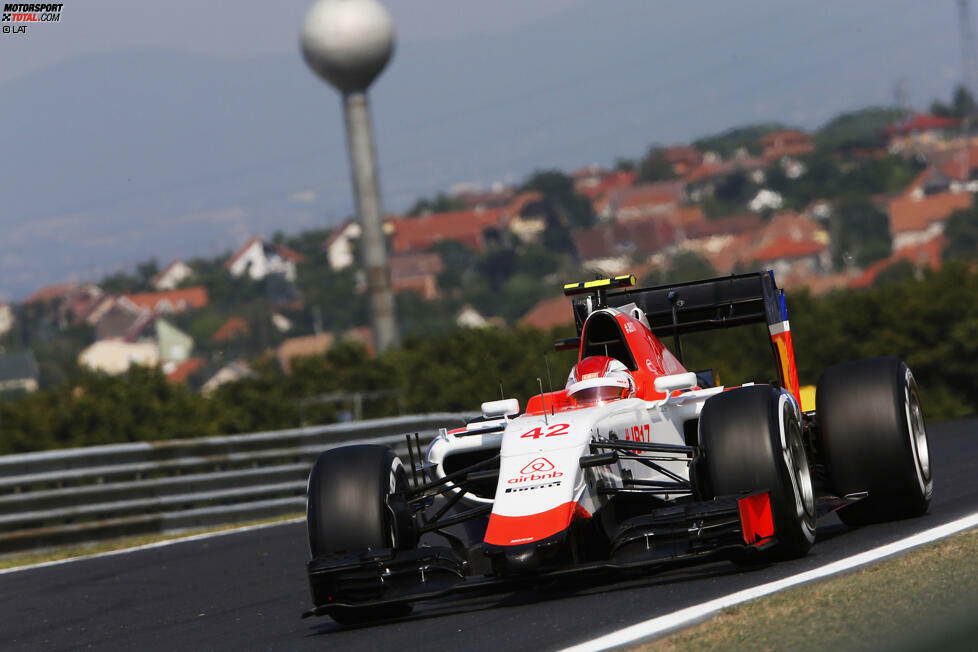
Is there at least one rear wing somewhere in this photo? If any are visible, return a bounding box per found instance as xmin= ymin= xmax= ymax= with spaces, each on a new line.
xmin=567 ymin=271 xmax=801 ymax=403
xmin=572 ymin=271 xmax=785 ymax=337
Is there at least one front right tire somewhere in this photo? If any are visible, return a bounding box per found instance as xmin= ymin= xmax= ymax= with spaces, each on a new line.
xmin=306 ymin=444 xmax=414 ymax=625
xmin=699 ymin=385 xmax=816 ymax=560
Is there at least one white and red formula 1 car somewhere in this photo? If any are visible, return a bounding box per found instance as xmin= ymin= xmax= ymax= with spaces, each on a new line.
xmin=303 ymin=272 xmax=933 ymax=624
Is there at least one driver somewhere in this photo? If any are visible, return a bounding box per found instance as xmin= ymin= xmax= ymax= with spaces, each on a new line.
xmin=565 ymin=355 xmax=636 ymax=407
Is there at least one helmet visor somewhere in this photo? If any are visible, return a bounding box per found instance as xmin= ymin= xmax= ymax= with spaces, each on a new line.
xmin=570 ymin=384 xmax=628 ymax=407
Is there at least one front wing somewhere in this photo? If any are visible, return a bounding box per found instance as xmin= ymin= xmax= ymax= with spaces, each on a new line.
xmin=303 ymin=493 xmax=776 ymax=618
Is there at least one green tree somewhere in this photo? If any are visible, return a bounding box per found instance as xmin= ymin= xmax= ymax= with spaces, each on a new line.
xmin=406 ymin=193 xmax=466 ymax=216
xmin=640 ymin=252 xmax=716 ymax=286
xmin=766 ymin=153 xmax=920 ymax=211
xmin=521 ymin=170 xmax=594 ymax=229
xmin=931 ymin=85 xmax=976 ymax=118
xmin=284 ymin=228 xmax=331 ymax=259
xmin=636 ymin=147 xmax=677 ymax=183
xmin=872 ymin=259 xmax=915 ymax=287
xmin=943 ymin=204 xmax=978 ymax=261
xmin=614 ymin=157 xmax=636 ymax=172
xmin=814 ymin=106 xmax=901 ymax=151
xmin=693 ymin=123 xmax=787 ymax=157
xmin=831 ymin=197 xmax=892 ymax=269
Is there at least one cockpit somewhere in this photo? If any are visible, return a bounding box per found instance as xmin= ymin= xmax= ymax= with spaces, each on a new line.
xmin=579 ymin=309 xmax=638 ymax=371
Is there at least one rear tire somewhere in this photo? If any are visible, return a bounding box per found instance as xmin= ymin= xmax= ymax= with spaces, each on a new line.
xmin=817 ymin=357 xmax=932 ymax=527
xmin=699 ymin=385 xmax=816 ymax=559
xmin=306 ymin=444 xmax=414 ymax=625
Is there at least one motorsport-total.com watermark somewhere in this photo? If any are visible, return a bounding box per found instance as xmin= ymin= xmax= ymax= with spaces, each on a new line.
xmin=2 ymin=3 xmax=63 ymax=36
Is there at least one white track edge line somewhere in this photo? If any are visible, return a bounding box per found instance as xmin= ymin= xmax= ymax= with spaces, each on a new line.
xmin=0 ymin=516 xmax=305 ymax=576
xmin=560 ymin=512 xmax=978 ymax=652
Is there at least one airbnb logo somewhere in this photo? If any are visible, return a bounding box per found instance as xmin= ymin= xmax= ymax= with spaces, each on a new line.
xmin=521 ymin=458 xmax=555 ymax=474
xmin=509 ymin=458 xmax=562 ymax=484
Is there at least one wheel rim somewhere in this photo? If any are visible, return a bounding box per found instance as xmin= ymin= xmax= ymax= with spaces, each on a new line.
xmin=906 ymin=380 xmax=931 ymax=483
xmin=786 ymin=417 xmax=816 ymax=518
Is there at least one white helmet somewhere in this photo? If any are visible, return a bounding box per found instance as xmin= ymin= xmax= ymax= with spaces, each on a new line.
xmin=566 ymin=355 xmax=635 ymax=407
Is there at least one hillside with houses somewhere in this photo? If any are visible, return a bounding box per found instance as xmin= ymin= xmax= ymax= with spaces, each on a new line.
xmin=1 ymin=90 xmax=977 ymax=410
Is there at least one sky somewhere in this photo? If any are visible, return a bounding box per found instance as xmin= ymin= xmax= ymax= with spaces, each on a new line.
xmin=0 ymin=0 xmax=584 ymax=84
xmin=0 ymin=0 xmax=967 ymax=299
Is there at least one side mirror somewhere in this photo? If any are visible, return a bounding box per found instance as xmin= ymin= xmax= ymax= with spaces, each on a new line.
xmin=554 ymin=337 xmax=580 ymax=351
xmin=693 ymin=369 xmax=715 ymax=388
xmin=654 ymin=372 xmax=698 ymax=394
xmin=481 ymin=398 xmax=520 ymax=419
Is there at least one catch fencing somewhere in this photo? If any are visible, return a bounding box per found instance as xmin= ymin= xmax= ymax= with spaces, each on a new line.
xmin=0 ymin=413 xmax=472 ymax=555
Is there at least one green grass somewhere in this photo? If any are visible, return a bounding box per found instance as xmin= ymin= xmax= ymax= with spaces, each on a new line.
xmin=642 ymin=527 xmax=978 ymax=651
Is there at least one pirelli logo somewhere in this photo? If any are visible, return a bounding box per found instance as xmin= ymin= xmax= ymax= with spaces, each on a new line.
xmin=505 ymin=480 xmax=562 ymax=493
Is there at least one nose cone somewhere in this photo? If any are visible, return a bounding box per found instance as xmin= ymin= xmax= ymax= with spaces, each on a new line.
xmin=300 ymin=0 xmax=395 ymax=93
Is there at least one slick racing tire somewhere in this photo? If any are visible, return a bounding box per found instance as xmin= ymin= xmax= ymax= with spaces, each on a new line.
xmin=306 ymin=444 xmax=414 ymax=625
xmin=817 ymin=357 xmax=932 ymax=527
xmin=700 ymin=385 xmax=816 ymax=560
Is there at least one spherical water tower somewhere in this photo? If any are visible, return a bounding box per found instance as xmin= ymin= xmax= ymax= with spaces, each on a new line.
xmin=301 ymin=0 xmax=400 ymax=352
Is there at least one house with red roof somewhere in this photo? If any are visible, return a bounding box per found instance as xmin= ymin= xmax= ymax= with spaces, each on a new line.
xmin=93 ymin=298 xmax=153 ymax=341
xmin=759 ymin=130 xmax=814 ymax=161
xmin=389 ymin=251 xmax=444 ymax=300
xmin=680 ymin=214 xmax=764 ymax=264
xmin=747 ymin=213 xmax=831 ymax=279
xmin=277 ymin=333 xmax=334 ymax=375
xmin=596 ymin=181 xmax=686 ymax=221
xmin=929 ymin=144 xmax=978 ymax=186
xmin=164 ymin=357 xmax=208 ymax=384
xmin=888 ymin=191 xmax=972 ymax=250
xmin=684 ymin=213 xmax=762 ymax=242
xmin=519 ymin=295 xmax=575 ymax=330
xmin=573 ymin=217 xmax=683 ymax=276
xmin=22 ymin=282 xmax=78 ymax=306
xmin=883 ymin=114 xmax=960 ymax=139
xmin=698 ymin=212 xmax=830 ymax=278
xmin=124 ymin=286 xmax=209 ymax=314
xmin=883 ymin=114 xmax=961 ymax=152
xmin=504 ymin=191 xmax=554 ymax=244
xmin=211 ymin=316 xmax=250 ymax=343
xmin=57 ymin=284 xmax=104 ymax=327
xmin=574 ymin=168 xmax=637 ymax=201
xmin=572 ymin=226 xmax=631 ymax=276
xmin=389 ymin=207 xmax=507 ymax=253
xmin=752 ymin=238 xmax=830 ymax=280
xmin=226 ymin=237 xmax=305 ymax=282
xmin=684 ymin=155 xmax=767 ymax=201
xmin=849 ymin=236 xmax=946 ymax=289
xmin=662 ymin=146 xmax=704 ymax=177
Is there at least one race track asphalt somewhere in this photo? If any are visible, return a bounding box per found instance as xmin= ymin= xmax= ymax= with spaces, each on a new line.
xmin=2 ymin=419 xmax=976 ymax=651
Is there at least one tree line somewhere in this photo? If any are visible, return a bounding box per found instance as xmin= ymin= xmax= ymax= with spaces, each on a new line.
xmin=1 ymin=263 xmax=975 ymax=454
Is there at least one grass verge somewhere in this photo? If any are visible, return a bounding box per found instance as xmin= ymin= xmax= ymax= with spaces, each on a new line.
xmin=0 ymin=512 xmax=304 ymax=572
xmin=642 ymin=527 xmax=978 ymax=651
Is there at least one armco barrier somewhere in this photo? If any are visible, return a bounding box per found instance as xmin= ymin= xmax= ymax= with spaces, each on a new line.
xmin=0 ymin=413 xmax=473 ymax=555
